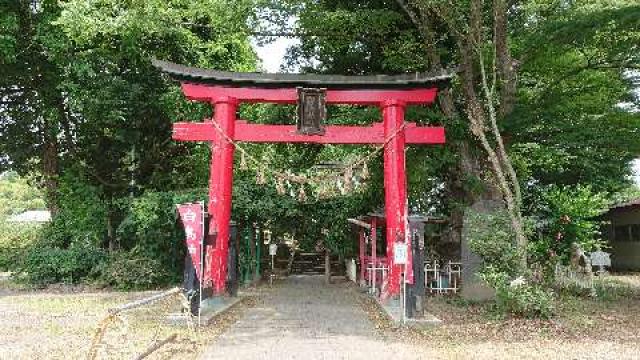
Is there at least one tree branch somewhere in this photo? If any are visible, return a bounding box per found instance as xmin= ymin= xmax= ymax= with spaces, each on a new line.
xmin=493 ymin=0 xmax=516 ymax=117
xmin=395 ymin=0 xmax=423 ymax=28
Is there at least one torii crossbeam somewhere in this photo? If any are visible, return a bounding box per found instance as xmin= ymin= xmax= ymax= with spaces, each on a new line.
xmin=154 ymin=59 xmax=452 ymax=299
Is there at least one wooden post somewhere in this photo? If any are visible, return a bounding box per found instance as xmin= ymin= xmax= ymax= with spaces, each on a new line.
xmin=359 ymin=229 xmax=365 ymax=284
xmin=325 ymin=250 xmax=331 ymax=284
xmin=371 ymin=217 xmax=377 ymax=294
xmin=255 ymin=224 xmax=261 ymax=280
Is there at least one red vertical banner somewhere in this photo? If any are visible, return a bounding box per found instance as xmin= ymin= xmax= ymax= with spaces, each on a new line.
xmin=177 ymin=203 xmax=204 ymax=280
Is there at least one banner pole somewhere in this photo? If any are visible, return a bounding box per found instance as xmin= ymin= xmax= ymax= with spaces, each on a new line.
xmin=199 ymin=201 xmax=204 ymax=326
xmin=402 ymin=264 xmax=406 ymax=325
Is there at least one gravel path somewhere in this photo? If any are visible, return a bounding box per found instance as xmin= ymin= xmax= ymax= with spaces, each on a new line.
xmin=199 ymin=275 xmax=418 ymax=360
xmin=199 ymin=275 xmax=640 ymax=360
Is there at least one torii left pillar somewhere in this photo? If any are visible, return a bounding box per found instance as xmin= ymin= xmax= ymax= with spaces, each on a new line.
xmin=207 ymin=96 xmax=237 ymax=295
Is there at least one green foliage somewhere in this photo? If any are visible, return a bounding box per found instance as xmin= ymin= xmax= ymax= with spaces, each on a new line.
xmin=115 ymin=191 xmax=186 ymax=281
xmin=41 ymin=169 xmax=108 ymax=248
xmin=466 ymin=210 xmax=524 ymax=276
xmin=530 ymin=186 xmax=609 ymax=266
xmin=286 ymin=0 xmax=640 ymax=201
xmin=0 ymin=221 xmax=41 ymax=271
xmin=289 ymin=3 xmax=418 ymax=74
xmin=466 ymin=211 xmax=555 ymax=318
xmin=49 ymin=0 xmax=257 ymax=198
xmin=10 ymin=188 xmax=202 ymax=288
xmin=495 ymin=282 xmax=555 ymax=319
xmin=95 ymin=250 xmax=171 ymax=290
xmin=480 ymin=267 xmax=555 ymax=319
xmin=0 ymin=0 xmax=68 ymax=175
xmin=0 ymin=172 xmax=47 ymax=272
xmin=0 ymin=172 xmax=46 ymax=218
xmin=0 ymin=9 xmax=19 ymax=63
xmin=1 ymin=0 xmax=258 ymax=200
xmin=17 ymin=245 xmax=106 ymax=285
xmin=15 ymin=189 xmax=193 ymax=288
xmin=1 ymin=0 xmax=257 ymax=288
xmin=510 ymin=0 xmax=640 ymax=193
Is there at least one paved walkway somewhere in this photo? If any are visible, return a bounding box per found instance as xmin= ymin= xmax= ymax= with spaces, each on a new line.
xmin=200 ymin=275 xmax=421 ymax=360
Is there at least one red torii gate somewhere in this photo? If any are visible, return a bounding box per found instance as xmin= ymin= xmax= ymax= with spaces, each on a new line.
xmin=154 ymin=60 xmax=451 ymax=299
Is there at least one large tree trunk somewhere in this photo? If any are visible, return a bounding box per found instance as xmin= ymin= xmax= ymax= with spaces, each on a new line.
xmin=461 ymin=40 xmax=527 ymax=267
xmin=399 ymin=0 xmax=526 ymax=267
xmin=106 ymin=205 xmax=117 ymax=251
xmin=56 ymin=95 xmax=75 ymax=152
xmin=418 ymin=11 xmax=503 ymax=249
xmin=42 ymin=124 xmax=59 ymax=217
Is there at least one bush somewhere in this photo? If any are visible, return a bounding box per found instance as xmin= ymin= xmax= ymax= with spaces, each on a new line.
xmin=481 ymin=267 xmax=555 ymax=318
xmin=17 ymin=245 xmax=106 ymax=285
xmin=466 ymin=210 xmax=525 ymax=276
xmin=40 ymin=170 xmax=108 ymax=249
xmin=12 ymin=189 xmax=196 ymax=288
xmin=531 ymin=185 xmax=608 ymax=265
xmin=0 ymin=221 xmax=42 ymax=271
xmin=95 ymin=251 xmax=171 ymax=290
xmin=495 ymin=281 xmax=555 ymax=319
xmin=466 ymin=211 xmax=555 ymax=318
xmin=0 ymin=172 xmax=46 ymax=218
xmin=115 ymin=191 xmax=188 ymax=281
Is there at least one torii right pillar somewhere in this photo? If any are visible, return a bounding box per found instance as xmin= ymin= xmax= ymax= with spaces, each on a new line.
xmin=382 ymin=99 xmax=412 ymax=299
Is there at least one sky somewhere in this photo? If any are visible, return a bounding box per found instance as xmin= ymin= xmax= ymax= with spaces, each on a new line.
xmin=253 ymin=36 xmax=297 ymax=73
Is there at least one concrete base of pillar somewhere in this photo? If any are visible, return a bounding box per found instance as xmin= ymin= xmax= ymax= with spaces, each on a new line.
xmin=166 ymin=295 xmax=243 ymax=326
xmin=375 ymin=295 xmax=442 ymax=327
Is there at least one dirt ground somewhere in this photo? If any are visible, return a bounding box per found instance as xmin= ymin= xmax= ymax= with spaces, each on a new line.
xmin=0 ymin=274 xmax=639 ymax=359
xmin=0 ymin=282 xmax=257 ymax=359
xmin=359 ymin=274 xmax=640 ymax=359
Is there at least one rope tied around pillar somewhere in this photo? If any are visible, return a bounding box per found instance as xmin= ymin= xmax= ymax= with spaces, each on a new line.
xmin=207 ymin=116 xmax=409 ymax=201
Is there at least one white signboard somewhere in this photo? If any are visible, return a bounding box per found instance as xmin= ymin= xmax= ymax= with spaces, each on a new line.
xmin=269 ymin=243 xmax=278 ymax=256
xmin=590 ymin=251 xmax=611 ymax=267
xmin=394 ymin=243 xmax=408 ymax=265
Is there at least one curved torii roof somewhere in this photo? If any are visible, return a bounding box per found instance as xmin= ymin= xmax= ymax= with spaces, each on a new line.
xmin=152 ymin=59 xmax=453 ymax=90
